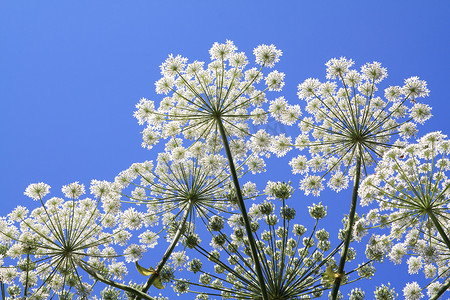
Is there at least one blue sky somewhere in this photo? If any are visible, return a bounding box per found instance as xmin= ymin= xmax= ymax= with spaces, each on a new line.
xmin=1 ymin=1 xmax=450 ymax=298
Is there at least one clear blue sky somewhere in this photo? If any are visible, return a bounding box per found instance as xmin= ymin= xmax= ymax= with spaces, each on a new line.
xmin=1 ymin=1 xmax=449 ymax=298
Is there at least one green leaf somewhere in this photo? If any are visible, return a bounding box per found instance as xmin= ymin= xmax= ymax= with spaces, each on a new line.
xmin=322 ymin=266 xmax=341 ymax=284
xmin=135 ymin=262 xmax=165 ymax=289
xmin=153 ymin=277 xmax=164 ymax=289
xmin=135 ymin=261 xmax=153 ymax=276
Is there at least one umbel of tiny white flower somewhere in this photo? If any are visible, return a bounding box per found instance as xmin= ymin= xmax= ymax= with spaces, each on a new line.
xmin=175 ymin=183 xmax=374 ymax=299
xmin=294 ymin=58 xmax=431 ymax=196
xmin=134 ymin=41 xmax=286 ymax=300
xmin=0 ymin=181 xmax=133 ymax=299
xmin=293 ymin=58 xmax=431 ymax=300
xmin=134 ymin=40 xmax=284 ymax=151
xmin=373 ymin=283 xmax=398 ymax=300
xmin=112 ymin=148 xmax=254 ymax=296
xmin=359 ymin=132 xmax=450 ymax=298
xmin=115 ymin=149 xmax=235 ymax=235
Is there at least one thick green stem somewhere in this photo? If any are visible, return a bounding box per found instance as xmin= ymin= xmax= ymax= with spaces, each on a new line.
xmin=23 ymin=253 xmax=30 ymax=298
xmin=331 ymin=155 xmax=362 ymax=300
xmin=430 ymin=279 xmax=450 ymax=300
xmin=216 ymin=117 xmax=269 ymax=300
xmin=429 ymin=211 xmax=450 ymax=250
xmin=139 ymin=202 xmax=193 ymax=296
xmin=428 ymin=211 xmax=450 ymax=298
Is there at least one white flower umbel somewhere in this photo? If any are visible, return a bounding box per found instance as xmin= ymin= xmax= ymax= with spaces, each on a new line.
xmin=113 ymin=148 xmax=260 ymax=296
xmin=295 ymin=58 xmax=430 ymax=196
xmin=116 ymin=151 xmax=234 ymax=228
xmin=0 ymin=182 xmax=131 ymax=299
xmin=294 ymin=58 xmax=431 ymax=300
xmin=134 ymin=41 xmax=287 ymax=300
xmin=180 ymin=183 xmax=374 ymax=299
xmin=403 ymin=282 xmax=423 ymax=300
xmin=135 ymin=41 xmax=285 ymax=156
xmin=359 ymin=132 xmax=450 ymax=298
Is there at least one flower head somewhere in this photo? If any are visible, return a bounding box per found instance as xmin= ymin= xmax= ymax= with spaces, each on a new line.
xmin=134 ymin=41 xmax=285 ymax=167
xmin=176 ymin=187 xmax=370 ymax=299
xmin=1 ymin=182 xmax=131 ymax=298
xmin=359 ymin=132 xmax=450 ymax=282
xmin=253 ymin=44 xmax=282 ymax=68
xmin=24 ymin=183 xmax=50 ymax=201
xmin=403 ymin=282 xmax=423 ymax=300
xmin=293 ymin=58 xmax=431 ymax=195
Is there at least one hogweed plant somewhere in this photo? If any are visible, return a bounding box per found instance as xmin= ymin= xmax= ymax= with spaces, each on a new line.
xmin=173 ymin=181 xmax=377 ymax=300
xmin=0 ymin=181 xmax=145 ymax=299
xmin=291 ymin=58 xmax=431 ymax=299
xmin=1 ymin=41 xmax=448 ymax=300
xmin=132 ymin=41 xmax=297 ymax=300
xmin=359 ymin=132 xmax=450 ymax=299
xmin=111 ymin=146 xmax=241 ymax=297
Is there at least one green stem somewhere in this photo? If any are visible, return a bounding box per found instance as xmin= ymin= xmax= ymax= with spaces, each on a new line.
xmin=277 ymin=198 xmax=287 ymax=287
xmin=428 ymin=211 xmax=450 ymax=250
xmin=216 ymin=117 xmax=269 ymax=300
xmin=430 ymin=279 xmax=450 ymax=300
xmin=428 ymin=211 xmax=450 ymax=298
xmin=139 ymin=202 xmax=193 ymax=297
xmin=23 ymin=253 xmax=30 ymax=298
xmin=81 ymin=265 xmax=155 ymax=300
xmin=331 ymin=155 xmax=362 ymax=300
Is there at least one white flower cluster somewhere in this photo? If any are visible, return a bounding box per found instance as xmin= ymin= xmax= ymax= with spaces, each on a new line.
xmin=2 ymin=42 xmax=447 ymax=300
xmin=133 ymin=41 xmax=303 ymax=178
xmin=135 ymin=41 xmax=286 ymax=150
xmin=292 ymin=57 xmax=431 ymax=196
xmin=0 ymin=181 xmax=142 ymax=298
xmin=359 ymin=132 xmax=450 ymax=296
xmin=182 ymin=193 xmax=371 ymax=299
